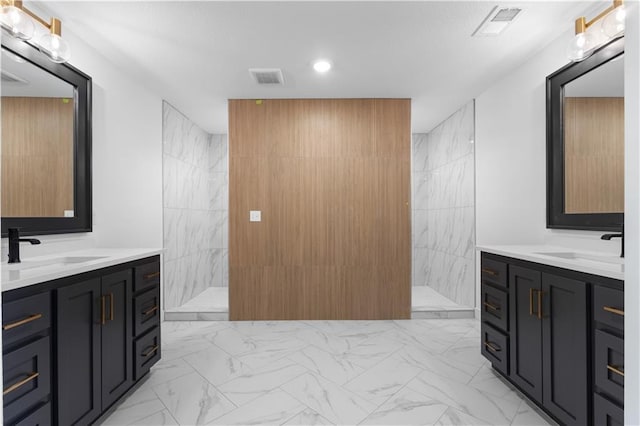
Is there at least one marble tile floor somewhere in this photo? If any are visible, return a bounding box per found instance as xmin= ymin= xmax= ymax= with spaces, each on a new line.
xmin=97 ymin=319 xmax=556 ymax=426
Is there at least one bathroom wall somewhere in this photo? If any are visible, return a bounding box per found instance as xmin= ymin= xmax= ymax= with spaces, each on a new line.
xmin=412 ymin=100 xmax=475 ymax=307
xmin=163 ymin=102 xmax=228 ymax=310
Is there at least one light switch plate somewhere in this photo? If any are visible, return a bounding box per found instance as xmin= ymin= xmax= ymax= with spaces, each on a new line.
xmin=250 ymin=210 xmax=261 ymax=222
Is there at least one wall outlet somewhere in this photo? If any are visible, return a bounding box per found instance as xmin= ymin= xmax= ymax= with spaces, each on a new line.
xmin=250 ymin=210 xmax=261 ymax=222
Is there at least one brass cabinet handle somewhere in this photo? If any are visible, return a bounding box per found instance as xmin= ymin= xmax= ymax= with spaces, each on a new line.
xmin=537 ymin=290 xmax=545 ymax=320
xmin=607 ymin=365 xmax=625 ymax=377
xmin=143 ymin=306 xmax=158 ymax=316
xmin=484 ymin=341 xmax=501 ymax=352
xmin=100 ymin=296 xmax=106 ymax=325
xmin=143 ymin=271 xmax=160 ymax=280
xmin=142 ymin=345 xmax=159 ymax=357
xmin=483 ymin=302 xmax=500 ymax=312
xmin=603 ymin=306 xmax=624 ymax=316
xmin=529 ymin=288 xmax=535 ymax=316
xmin=109 ymin=293 xmax=114 ymax=322
xmin=3 ymin=372 xmax=39 ymax=396
xmin=482 ymin=268 xmax=498 ymax=277
xmin=3 ymin=313 xmax=43 ymax=331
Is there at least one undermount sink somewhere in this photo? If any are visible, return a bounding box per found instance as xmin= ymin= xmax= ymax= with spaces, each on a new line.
xmin=4 ymin=256 xmax=108 ymax=272
xmin=535 ymin=251 xmax=624 ymax=266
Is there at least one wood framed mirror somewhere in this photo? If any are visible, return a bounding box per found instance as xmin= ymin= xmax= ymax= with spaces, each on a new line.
xmin=546 ymin=37 xmax=624 ymax=232
xmin=1 ymin=36 xmax=92 ymax=237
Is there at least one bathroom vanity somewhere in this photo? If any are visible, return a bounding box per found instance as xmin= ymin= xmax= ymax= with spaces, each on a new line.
xmin=479 ymin=246 xmax=623 ymax=426
xmin=2 ymin=249 xmax=162 ymax=425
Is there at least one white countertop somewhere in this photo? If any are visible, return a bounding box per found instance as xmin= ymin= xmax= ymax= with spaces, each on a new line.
xmin=477 ymin=245 xmax=624 ymax=281
xmin=1 ymin=248 xmax=163 ymax=292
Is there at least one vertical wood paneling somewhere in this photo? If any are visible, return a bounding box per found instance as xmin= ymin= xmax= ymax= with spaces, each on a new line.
xmin=564 ymin=97 xmax=624 ymax=214
xmin=1 ymin=97 xmax=74 ymax=217
xmin=229 ymin=99 xmax=411 ymax=320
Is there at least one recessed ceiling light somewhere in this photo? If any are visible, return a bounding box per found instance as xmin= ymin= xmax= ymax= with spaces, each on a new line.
xmin=313 ymin=60 xmax=332 ymax=73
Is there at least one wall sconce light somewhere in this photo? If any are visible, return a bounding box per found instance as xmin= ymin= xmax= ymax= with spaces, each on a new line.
xmin=567 ymin=0 xmax=625 ymax=62
xmin=0 ymin=0 xmax=71 ymax=63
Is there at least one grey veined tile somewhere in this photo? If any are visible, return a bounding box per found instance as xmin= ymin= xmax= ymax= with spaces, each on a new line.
xmin=184 ymin=345 xmax=251 ymax=386
xmin=281 ymin=372 xmax=376 ymax=425
xmin=208 ymin=390 xmax=304 ymax=425
xmin=359 ymin=387 xmax=449 ymax=425
xmin=133 ymin=409 xmax=179 ymax=426
xmin=99 ymin=389 xmax=165 ymax=426
xmin=153 ymin=372 xmax=236 ymax=425
xmin=287 ymin=344 xmax=365 ymax=385
xmin=282 ymin=408 xmax=333 ymax=426
xmin=435 ymin=407 xmax=492 ymax=425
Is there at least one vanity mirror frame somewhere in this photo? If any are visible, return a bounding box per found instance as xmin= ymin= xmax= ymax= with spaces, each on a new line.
xmin=546 ymin=37 xmax=624 ymax=232
xmin=1 ymin=36 xmax=92 ymax=237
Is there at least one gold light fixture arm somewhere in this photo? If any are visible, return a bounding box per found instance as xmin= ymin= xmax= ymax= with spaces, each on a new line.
xmin=574 ymin=0 xmax=624 ymax=34
xmin=1 ymin=0 xmax=63 ymax=35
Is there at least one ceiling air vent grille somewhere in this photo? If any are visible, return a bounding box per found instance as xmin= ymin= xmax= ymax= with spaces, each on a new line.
xmin=472 ymin=6 xmax=523 ymax=37
xmin=249 ymin=68 xmax=284 ymax=85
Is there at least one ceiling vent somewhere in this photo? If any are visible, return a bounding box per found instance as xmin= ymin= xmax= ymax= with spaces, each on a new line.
xmin=1 ymin=70 xmax=28 ymax=84
xmin=249 ymin=68 xmax=284 ymax=85
xmin=472 ymin=6 xmax=523 ymax=37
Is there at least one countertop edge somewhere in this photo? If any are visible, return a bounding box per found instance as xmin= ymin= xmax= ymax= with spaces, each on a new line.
xmin=477 ymin=245 xmax=624 ymax=281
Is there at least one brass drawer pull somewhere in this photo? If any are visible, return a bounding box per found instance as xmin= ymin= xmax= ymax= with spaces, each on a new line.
xmin=529 ymin=288 xmax=535 ymax=316
xmin=3 ymin=372 xmax=39 ymax=396
xmin=607 ymin=364 xmax=625 ymax=377
xmin=3 ymin=313 xmax=43 ymax=331
xmin=143 ymin=271 xmax=160 ymax=280
xmin=603 ymin=306 xmax=624 ymax=316
xmin=109 ymin=293 xmax=114 ymax=322
xmin=143 ymin=306 xmax=158 ymax=316
xmin=483 ymin=302 xmax=500 ymax=312
xmin=537 ymin=290 xmax=545 ymax=320
xmin=482 ymin=268 xmax=498 ymax=277
xmin=142 ymin=345 xmax=159 ymax=358
xmin=484 ymin=341 xmax=501 ymax=352
xmin=100 ymin=296 xmax=106 ymax=325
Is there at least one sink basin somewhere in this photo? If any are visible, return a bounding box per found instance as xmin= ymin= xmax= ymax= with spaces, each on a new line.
xmin=4 ymin=256 xmax=108 ymax=272
xmin=535 ymin=252 xmax=624 ymax=266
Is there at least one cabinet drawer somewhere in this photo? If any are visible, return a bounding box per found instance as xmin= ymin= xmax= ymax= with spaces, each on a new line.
xmin=134 ymin=327 xmax=161 ymax=380
xmin=481 ymin=323 xmax=509 ymax=376
xmin=3 ymin=292 xmax=51 ymax=347
xmin=595 ymin=329 xmax=624 ymax=404
xmin=594 ymin=285 xmax=624 ymax=331
xmin=14 ymin=402 xmax=51 ymax=426
xmin=594 ymin=393 xmax=623 ymax=426
xmin=481 ymin=257 xmax=507 ymax=289
xmin=481 ymin=283 xmax=508 ymax=332
xmin=133 ymin=288 xmax=160 ymax=337
xmin=3 ymin=337 xmax=51 ymax=425
xmin=134 ymin=260 xmax=160 ymax=293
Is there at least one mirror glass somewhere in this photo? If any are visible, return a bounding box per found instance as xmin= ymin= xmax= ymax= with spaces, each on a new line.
xmin=1 ymin=47 xmax=75 ymax=218
xmin=563 ymin=55 xmax=624 ymax=214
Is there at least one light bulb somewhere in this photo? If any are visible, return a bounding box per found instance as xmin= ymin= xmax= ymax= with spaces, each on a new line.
xmin=0 ymin=5 xmax=35 ymax=40
xmin=313 ymin=60 xmax=332 ymax=73
xmin=38 ymin=33 xmax=71 ymax=63
xmin=567 ymin=32 xmax=595 ymax=62
xmin=602 ymin=5 xmax=626 ymax=38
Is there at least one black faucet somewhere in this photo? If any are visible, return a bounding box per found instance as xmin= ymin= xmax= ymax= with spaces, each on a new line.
xmin=601 ymin=223 xmax=624 ymax=258
xmin=8 ymin=228 xmax=41 ymax=264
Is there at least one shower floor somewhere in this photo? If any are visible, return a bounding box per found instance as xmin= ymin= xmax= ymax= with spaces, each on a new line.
xmin=411 ymin=286 xmax=475 ymax=319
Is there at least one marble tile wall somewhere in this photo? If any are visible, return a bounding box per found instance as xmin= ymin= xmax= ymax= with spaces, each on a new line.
xmin=163 ymin=101 xmax=228 ymax=311
xmin=412 ymin=100 xmax=475 ymax=307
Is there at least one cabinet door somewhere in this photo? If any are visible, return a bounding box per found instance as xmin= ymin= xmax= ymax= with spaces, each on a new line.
xmin=101 ymin=269 xmax=134 ymax=409
xmin=56 ymin=278 xmax=102 ymax=426
xmin=509 ymin=265 xmax=543 ymax=403
xmin=541 ymin=273 xmax=588 ymax=426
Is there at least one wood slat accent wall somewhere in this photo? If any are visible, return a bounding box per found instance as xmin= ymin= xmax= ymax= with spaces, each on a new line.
xmin=229 ymin=99 xmax=411 ymax=320
xmin=2 ymin=97 xmax=74 ymax=217
xmin=564 ymin=97 xmax=624 ymax=214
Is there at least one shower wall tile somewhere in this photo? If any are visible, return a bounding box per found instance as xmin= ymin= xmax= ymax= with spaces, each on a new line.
xmin=411 ymin=100 xmax=475 ymax=304
xmin=163 ymin=101 xmax=229 ymax=311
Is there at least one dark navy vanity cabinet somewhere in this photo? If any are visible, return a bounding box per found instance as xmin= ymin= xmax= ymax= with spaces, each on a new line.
xmin=480 ymin=251 xmax=624 ymax=426
xmin=2 ymin=255 xmax=161 ymax=425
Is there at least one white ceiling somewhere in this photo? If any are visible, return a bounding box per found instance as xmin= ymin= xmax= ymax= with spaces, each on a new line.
xmin=36 ymin=1 xmax=594 ymax=134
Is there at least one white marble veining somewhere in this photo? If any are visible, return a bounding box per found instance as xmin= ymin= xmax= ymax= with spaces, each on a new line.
xmin=478 ymin=244 xmax=624 ymax=280
xmin=99 ymin=319 xmax=557 ymax=426
xmin=412 ymin=101 xmax=475 ymax=309
xmin=1 ymin=248 xmax=162 ymax=292
xmin=163 ymin=102 xmax=229 ymax=311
